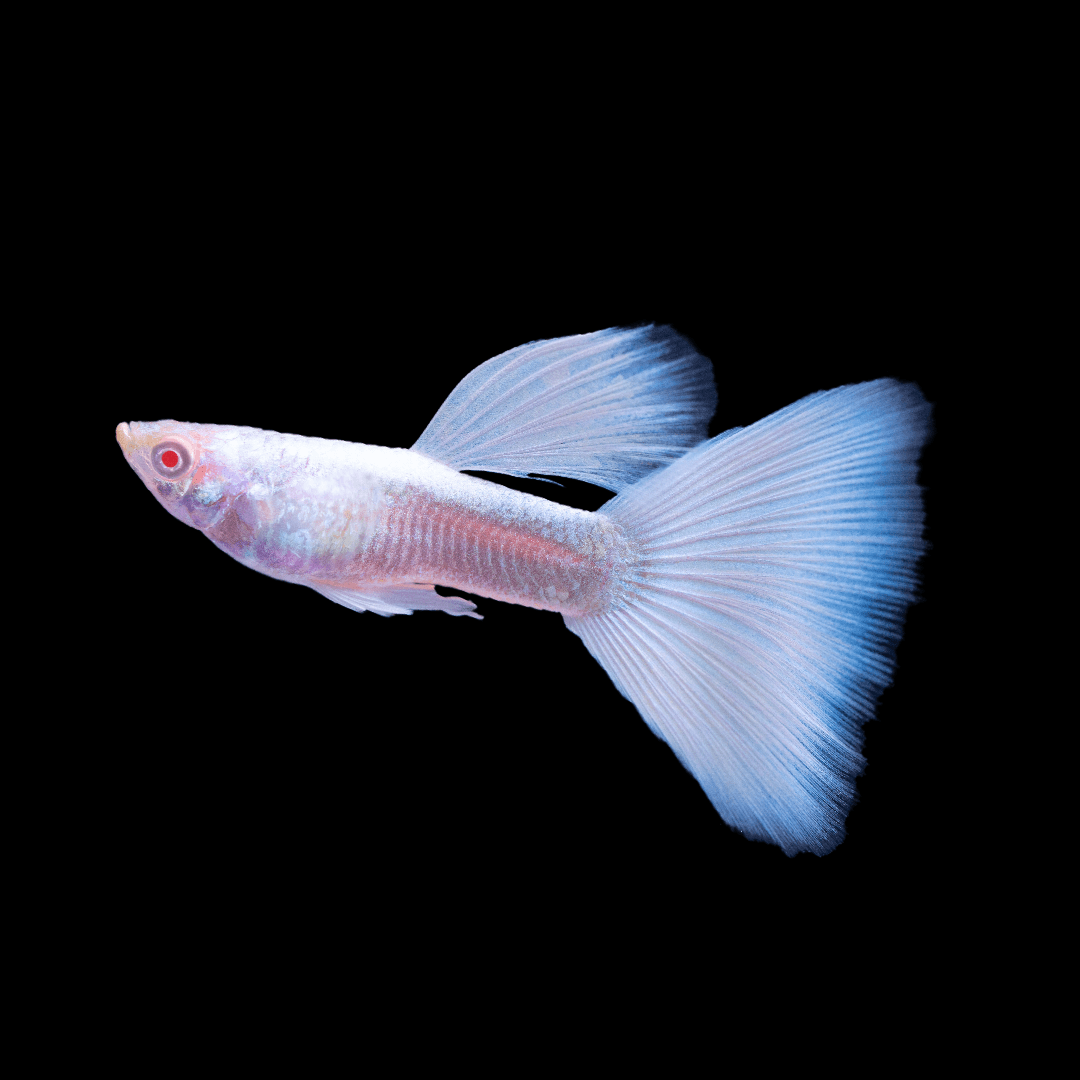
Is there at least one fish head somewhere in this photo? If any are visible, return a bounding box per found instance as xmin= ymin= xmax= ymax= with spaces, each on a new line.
xmin=116 ymin=419 xmax=245 ymax=531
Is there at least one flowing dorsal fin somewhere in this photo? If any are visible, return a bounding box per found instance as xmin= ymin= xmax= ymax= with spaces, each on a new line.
xmin=411 ymin=326 xmax=717 ymax=492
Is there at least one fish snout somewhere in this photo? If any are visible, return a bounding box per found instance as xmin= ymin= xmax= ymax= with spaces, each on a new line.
xmin=116 ymin=422 xmax=133 ymax=453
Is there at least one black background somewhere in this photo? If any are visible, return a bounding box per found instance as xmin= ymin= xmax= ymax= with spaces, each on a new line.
xmin=82 ymin=128 xmax=956 ymax=943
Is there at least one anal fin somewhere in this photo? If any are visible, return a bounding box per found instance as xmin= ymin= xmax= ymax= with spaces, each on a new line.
xmin=308 ymin=582 xmax=482 ymax=619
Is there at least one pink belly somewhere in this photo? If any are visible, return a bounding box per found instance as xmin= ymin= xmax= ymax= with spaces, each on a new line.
xmin=357 ymin=493 xmax=627 ymax=617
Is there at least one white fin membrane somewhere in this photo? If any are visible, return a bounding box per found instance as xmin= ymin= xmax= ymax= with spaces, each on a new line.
xmin=411 ymin=326 xmax=718 ymax=491
xmin=565 ymin=380 xmax=931 ymax=855
xmin=309 ymin=582 xmax=482 ymax=619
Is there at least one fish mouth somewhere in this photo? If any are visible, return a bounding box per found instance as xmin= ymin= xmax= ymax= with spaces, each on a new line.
xmin=116 ymin=422 xmax=133 ymax=453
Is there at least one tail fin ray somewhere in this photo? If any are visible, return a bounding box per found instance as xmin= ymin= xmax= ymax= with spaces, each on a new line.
xmin=565 ymin=379 xmax=931 ymax=855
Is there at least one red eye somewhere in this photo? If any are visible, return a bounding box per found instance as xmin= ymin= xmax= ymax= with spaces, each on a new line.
xmin=152 ymin=438 xmax=196 ymax=479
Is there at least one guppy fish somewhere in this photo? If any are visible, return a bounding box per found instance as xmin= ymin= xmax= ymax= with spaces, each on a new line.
xmin=117 ymin=326 xmax=930 ymax=855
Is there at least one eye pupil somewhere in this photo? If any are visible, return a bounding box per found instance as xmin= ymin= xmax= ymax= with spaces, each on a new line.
xmin=161 ymin=450 xmax=180 ymax=468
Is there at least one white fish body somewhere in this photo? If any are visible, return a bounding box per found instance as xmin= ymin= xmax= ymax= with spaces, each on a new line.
xmin=117 ymin=326 xmax=930 ymax=855
xmin=116 ymin=428 xmax=633 ymax=618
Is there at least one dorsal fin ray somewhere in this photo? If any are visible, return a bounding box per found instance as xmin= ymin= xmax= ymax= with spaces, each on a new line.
xmin=411 ymin=326 xmax=717 ymax=492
